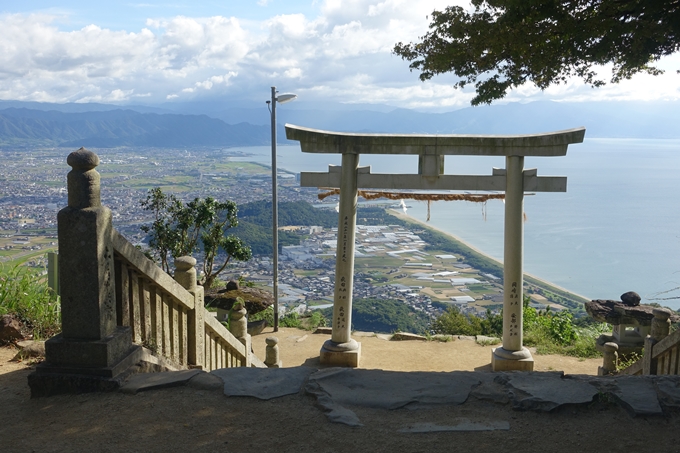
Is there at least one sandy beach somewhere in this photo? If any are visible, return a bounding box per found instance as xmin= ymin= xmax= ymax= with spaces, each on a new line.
xmin=388 ymin=208 xmax=593 ymax=302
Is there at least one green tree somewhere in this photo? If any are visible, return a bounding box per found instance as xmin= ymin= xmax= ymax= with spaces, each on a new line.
xmin=432 ymin=306 xmax=502 ymax=336
xmin=394 ymin=1 xmax=679 ymax=105
xmin=140 ymin=188 xmax=252 ymax=289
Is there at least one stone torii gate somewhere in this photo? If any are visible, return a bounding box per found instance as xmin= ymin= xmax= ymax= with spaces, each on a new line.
xmin=286 ymin=124 xmax=585 ymax=371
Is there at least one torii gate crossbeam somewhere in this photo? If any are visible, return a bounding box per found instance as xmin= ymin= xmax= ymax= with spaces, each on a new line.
xmin=286 ymin=124 xmax=586 ymax=371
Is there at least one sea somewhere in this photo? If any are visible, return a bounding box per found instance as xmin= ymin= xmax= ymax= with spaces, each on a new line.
xmin=229 ymin=138 xmax=680 ymax=309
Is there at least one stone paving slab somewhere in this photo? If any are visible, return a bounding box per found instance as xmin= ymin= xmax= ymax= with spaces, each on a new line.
xmin=120 ymin=369 xmax=202 ymax=394
xmin=212 ymin=367 xmax=315 ymax=400
xmin=611 ymin=376 xmax=663 ymax=416
xmin=120 ymin=367 xmax=680 ymax=425
xmin=499 ymin=372 xmax=600 ymax=411
xmin=656 ymin=377 xmax=680 ymax=408
xmin=308 ymin=368 xmax=485 ymax=410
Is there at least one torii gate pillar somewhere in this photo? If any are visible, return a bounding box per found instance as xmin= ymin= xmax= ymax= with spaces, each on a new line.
xmin=320 ymin=152 xmax=362 ymax=366
xmin=490 ymin=155 xmax=534 ymax=371
xmin=287 ymin=124 xmax=585 ymax=370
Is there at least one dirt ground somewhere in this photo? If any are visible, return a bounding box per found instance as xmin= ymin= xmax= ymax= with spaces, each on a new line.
xmin=2 ymin=330 xmax=679 ymax=453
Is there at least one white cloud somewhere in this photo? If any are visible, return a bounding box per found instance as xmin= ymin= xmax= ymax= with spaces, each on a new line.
xmin=0 ymin=1 xmax=678 ymax=109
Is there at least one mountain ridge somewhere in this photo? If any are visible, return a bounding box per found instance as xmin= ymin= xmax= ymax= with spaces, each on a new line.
xmin=1 ymin=99 xmax=678 ymax=148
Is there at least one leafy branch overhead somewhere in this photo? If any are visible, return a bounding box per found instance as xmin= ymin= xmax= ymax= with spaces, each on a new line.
xmin=394 ymin=0 xmax=680 ymax=105
xmin=140 ymin=188 xmax=252 ymax=289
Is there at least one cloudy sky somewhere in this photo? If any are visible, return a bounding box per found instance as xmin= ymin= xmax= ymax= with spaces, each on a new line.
xmin=1 ymin=0 xmax=679 ymax=110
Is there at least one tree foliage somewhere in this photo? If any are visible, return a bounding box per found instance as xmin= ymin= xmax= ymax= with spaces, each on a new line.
xmin=321 ymin=297 xmax=431 ymax=334
xmin=140 ymin=188 xmax=251 ymax=289
xmin=394 ymin=0 xmax=680 ymax=105
xmin=432 ymin=306 xmax=503 ymax=336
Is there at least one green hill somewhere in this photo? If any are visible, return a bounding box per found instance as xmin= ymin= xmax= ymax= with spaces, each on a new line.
xmin=322 ymin=298 xmax=431 ymax=335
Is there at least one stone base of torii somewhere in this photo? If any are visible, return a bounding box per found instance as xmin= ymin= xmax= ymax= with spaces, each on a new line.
xmin=286 ymin=125 xmax=585 ymax=371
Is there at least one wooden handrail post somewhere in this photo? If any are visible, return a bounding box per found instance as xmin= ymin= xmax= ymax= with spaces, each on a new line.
xmin=175 ymin=256 xmax=204 ymax=369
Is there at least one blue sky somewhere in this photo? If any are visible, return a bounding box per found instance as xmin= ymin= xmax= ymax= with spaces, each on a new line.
xmin=1 ymin=0 xmax=679 ymax=109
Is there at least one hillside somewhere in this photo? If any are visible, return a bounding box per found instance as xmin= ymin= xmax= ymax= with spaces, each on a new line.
xmin=321 ymin=298 xmax=431 ymax=335
xmin=234 ymin=202 xmax=398 ymax=255
xmin=0 ymin=108 xmax=272 ymax=148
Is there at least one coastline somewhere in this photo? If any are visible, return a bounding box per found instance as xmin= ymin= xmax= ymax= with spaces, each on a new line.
xmin=387 ymin=209 xmax=591 ymax=304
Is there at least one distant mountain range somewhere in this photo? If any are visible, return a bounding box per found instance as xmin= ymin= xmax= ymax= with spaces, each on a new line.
xmin=0 ymin=99 xmax=678 ymax=148
xmin=0 ymin=108 xmax=271 ymax=148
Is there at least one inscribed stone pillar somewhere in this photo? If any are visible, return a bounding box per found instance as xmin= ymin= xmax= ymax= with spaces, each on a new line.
xmin=58 ymin=148 xmax=116 ymax=340
xmin=492 ymin=155 xmax=534 ymax=371
xmin=320 ymin=152 xmax=361 ymax=367
xmin=29 ymin=148 xmax=141 ymax=396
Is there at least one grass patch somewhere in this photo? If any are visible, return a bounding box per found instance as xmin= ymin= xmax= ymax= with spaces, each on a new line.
xmin=0 ymin=262 xmax=60 ymax=340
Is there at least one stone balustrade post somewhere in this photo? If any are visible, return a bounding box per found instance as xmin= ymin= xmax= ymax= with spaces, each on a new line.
xmin=229 ymin=298 xmax=252 ymax=366
xmin=598 ymin=342 xmax=618 ymax=376
xmin=175 ymin=256 xmax=204 ymax=369
xmin=265 ymin=336 xmax=282 ymax=368
xmin=29 ymin=148 xmax=141 ymax=396
xmin=642 ymin=308 xmax=672 ymax=375
xmin=651 ymin=308 xmax=671 ymax=342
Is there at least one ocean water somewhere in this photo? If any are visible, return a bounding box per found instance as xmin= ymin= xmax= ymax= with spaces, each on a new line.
xmin=229 ymin=139 xmax=680 ymax=308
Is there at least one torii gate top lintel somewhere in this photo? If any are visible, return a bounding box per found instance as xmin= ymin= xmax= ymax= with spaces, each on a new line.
xmin=285 ymin=124 xmax=585 ymax=157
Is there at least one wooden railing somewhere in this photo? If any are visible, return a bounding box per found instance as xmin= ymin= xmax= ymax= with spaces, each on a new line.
xmin=619 ymin=308 xmax=674 ymax=376
xmin=111 ymin=230 xmax=266 ymax=371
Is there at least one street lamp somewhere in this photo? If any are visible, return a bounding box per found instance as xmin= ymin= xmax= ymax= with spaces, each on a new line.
xmin=267 ymin=86 xmax=297 ymax=332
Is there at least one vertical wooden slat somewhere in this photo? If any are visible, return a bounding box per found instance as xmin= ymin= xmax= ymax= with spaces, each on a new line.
xmin=212 ymin=337 xmax=218 ymax=370
xmin=216 ymin=342 xmax=221 ymax=369
xmin=222 ymin=347 xmax=227 ymax=369
xmin=205 ymin=332 xmax=211 ymax=371
xmin=662 ymin=354 xmax=668 ymax=375
xmin=114 ymin=259 xmax=130 ymax=327
xmin=172 ymin=303 xmax=180 ymax=364
xmin=671 ymin=347 xmax=679 ymax=375
xmin=144 ymin=285 xmax=155 ymax=347
xmin=162 ymin=294 xmax=171 ymax=358
xmin=140 ymin=285 xmax=151 ymax=342
xmin=149 ymin=284 xmax=159 ymax=349
xmin=179 ymin=308 xmax=188 ymax=366
xmin=137 ymin=274 xmax=150 ymax=343
xmin=114 ymin=258 xmax=123 ymax=326
xmin=130 ymin=274 xmax=142 ymax=344
xmin=664 ymin=351 xmax=672 ymax=374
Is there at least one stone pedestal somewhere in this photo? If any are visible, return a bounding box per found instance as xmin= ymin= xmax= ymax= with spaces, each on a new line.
xmin=29 ymin=148 xmax=140 ymax=397
xmin=491 ymin=346 xmax=534 ymax=371
xmin=320 ymin=340 xmax=361 ymax=367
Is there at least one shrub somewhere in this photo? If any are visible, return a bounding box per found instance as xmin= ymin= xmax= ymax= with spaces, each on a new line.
xmin=0 ymin=263 xmax=61 ymax=340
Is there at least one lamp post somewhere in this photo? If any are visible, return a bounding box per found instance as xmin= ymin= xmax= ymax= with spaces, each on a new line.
xmin=267 ymin=86 xmax=297 ymax=332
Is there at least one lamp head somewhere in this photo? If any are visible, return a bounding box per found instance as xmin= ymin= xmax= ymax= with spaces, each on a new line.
xmin=276 ymin=93 xmax=297 ymax=104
